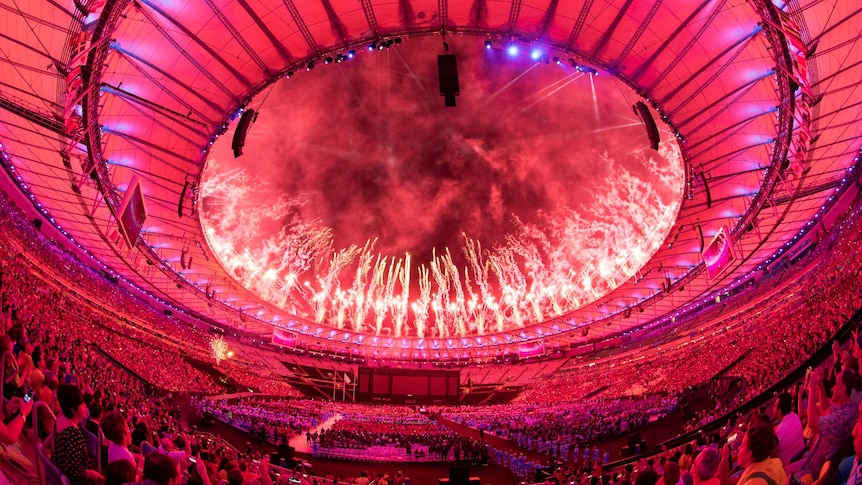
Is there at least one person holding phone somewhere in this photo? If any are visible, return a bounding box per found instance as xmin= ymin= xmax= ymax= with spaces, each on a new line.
xmin=0 ymin=393 xmax=32 ymax=445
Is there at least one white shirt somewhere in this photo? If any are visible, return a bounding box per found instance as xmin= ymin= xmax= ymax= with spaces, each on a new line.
xmin=774 ymin=412 xmax=805 ymax=467
xmin=107 ymin=442 xmax=135 ymax=464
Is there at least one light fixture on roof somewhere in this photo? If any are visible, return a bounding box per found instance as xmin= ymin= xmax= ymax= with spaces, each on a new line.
xmin=306 ymin=61 xmax=314 ymax=71
xmin=484 ymin=39 xmax=492 ymax=49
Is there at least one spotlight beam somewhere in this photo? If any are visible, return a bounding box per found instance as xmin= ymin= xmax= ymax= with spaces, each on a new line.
xmin=485 ymin=62 xmax=541 ymax=103
xmin=518 ymin=72 xmax=584 ymax=113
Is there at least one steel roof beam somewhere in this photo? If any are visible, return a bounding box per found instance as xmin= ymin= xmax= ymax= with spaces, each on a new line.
xmin=631 ymin=0 xmax=712 ymax=80
xmin=566 ymin=0 xmax=593 ymax=50
xmin=100 ymin=128 xmax=199 ymax=170
xmin=321 ymin=0 xmax=350 ymax=44
xmin=686 ymin=109 xmax=774 ymax=154
xmin=590 ymin=0 xmax=634 ymax=59
xmin=103 ymin=85 xmax=210 ymax=138
xmin=612 ymin=0 xmax=662 ymax=68
xmin=112 ymin=47 xmax=221 ymax=124
xmin=655 ymin=21 xmax=756 ymax=104
xmin=281 ymin=0 xmax=321 ymax=57
xmin=676 ymin=71 xmax=770 ymax=129
xmin=236 ymin=0 xmax=292 ymax=63
xmin=359 ymin=0 xmax=379 ymax=36
xmin=0 ymin=93 xmax=64 ymax=134
xmin=535 ymin=0 xmax=560 ymax=38
xmin=133 ymin=2 xmax=242 ymax=102
xmin=505 ymin=0 xmax=522 ymax=33
xmin=202 ymin=0 xmax=273 ymax=75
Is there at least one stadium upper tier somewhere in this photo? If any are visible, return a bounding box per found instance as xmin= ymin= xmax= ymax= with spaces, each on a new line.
xmin=1 ymin=186 xmax=861 ymax=403
xmin=1 ymin=0 xmax=862 ymax=361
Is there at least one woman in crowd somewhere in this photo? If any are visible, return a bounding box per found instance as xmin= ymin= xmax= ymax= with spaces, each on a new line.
xmin=792 ymin=367 xmax=858 ymax=483
xmin=720 ymin=421 xmax=785 ymax=485
xmin=101 ymin=410 xmax=141 ymax=485
xmin=52 ymin=383 xmax=104 ymax=485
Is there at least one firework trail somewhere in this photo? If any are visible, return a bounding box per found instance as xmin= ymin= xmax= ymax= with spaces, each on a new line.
xmin=200 ymin=142 xmax=684 ymax=337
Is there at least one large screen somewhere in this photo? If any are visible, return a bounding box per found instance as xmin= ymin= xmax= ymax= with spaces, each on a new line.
xmin=703 ymin=226 xmax=735 ymax=280
xmin=270 ymin=328 xmax=296 ymax=347
xmin=356 ymin=366 xmax=460 ymax=404
xmin=116 ymin=176 xmax=147 ymax=247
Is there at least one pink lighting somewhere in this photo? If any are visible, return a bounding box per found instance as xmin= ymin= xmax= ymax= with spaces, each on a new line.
xmin=200 ymin=37 xmax=684 ymax=339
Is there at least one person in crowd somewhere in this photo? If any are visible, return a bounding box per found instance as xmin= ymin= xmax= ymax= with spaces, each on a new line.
xmin=185 ymin=454 xmax=212 ymax=485
xmin=129 ymin=452 xmax=179 ymax=485
xmin=52 ymin=383 xmax=104 ymax=485
xmin=663 ymin=462 xmax=683 ymax=485
xmin=159 ymin=433 xmax=191 ymax=463
xmin=691 ymin=448 xmax=721 ymax=485
xmin=679 ymin=444 xmax=694 ymax=472
xmin=131 ymin=421 xmax=151 ymax=450
xmin=791 ymin=368 xmax=857 ymax=483
xmin=720 ymin=422 xmax=785 ymax=485
xmin=102 ymin=410 xmax=142 ymax=485
xmin=84 ymin=400 xmax=102 ymax=437
xmin=637 ymin=469 xmax=660 ymax=485
xmin=773 ymin=392 xmax=805 ymax=468
xmin=239 ymin=460 xmax=258 ymax=483
xmin=355 ymin=470 xmax=370 ymax=485
xmin=0 ymin=394 xmax=32 ymax=445
xmin=834 ymin=399 xmax=862 ymax=485
xmin=0 ymin=335 xmax=20 ymax=399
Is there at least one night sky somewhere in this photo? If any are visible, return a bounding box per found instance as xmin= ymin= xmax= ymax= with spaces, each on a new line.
xmin=200 ymin=36 xmax=684 ymax=332
xmin=207 ymin=36 xmax=675 ymax=265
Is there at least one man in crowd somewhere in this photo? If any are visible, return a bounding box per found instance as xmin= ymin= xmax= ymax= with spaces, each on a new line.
xmin=130 ymin=453 xmax=179 ymax=485
xmin=773 ymin=392 xmax=805 ymax=467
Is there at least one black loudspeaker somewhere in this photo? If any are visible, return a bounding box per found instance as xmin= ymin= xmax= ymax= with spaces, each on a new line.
xmin=633 ymin=101 xmax=660 ymax=150
xmin=699 ymin=172 xmax=712 ymax=209
xmin=232 ymin=109 xmax=257 ymax=158
xmin=178 ymin=180 xmax=190 ymax=218
xmin=449 ymin=466 xmax=470 ymax=485
xmin=278 ymin=445 xmax=295 ymax=461
xmin=438 ymin=55 xmax=460 ymax=107
xmin=33 ymin=218 xmax=42 ymax=230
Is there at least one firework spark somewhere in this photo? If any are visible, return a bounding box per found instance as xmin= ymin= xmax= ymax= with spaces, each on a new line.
xmin=199 ymin=37 xmax=684 ymax=338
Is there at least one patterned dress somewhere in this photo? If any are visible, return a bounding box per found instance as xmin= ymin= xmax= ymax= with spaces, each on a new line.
xmin=803 ymin=400 xmax=857 ymax=478
xmin=52 ymin=425 xmax=90 ymax=485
